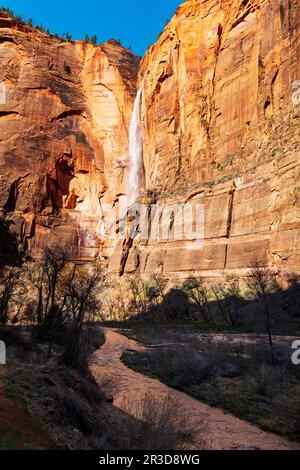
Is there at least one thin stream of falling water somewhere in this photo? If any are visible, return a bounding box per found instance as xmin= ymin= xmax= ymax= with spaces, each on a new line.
xmin=128 ymin=88 xmax=144 ymax=206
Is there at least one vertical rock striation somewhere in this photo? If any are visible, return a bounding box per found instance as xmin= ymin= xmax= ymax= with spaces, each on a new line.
xmin=0 ymin=12 xmax=140 ymax=260
xmin=110 ymin=0 xmax=300 ymax=277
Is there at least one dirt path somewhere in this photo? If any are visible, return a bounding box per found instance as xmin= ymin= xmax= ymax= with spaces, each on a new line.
xmin=0 ymin=366 xmax=53 ymax=450
xmin=90 ymin=329 xmax=299 ymax=450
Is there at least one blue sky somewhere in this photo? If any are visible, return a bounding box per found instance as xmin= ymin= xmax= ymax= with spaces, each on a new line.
xmin=1 ymin=0 xmax=182 ymax=56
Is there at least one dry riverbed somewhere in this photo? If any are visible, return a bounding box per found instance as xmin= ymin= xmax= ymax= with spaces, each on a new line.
xmin=90 ymin=329 xmax=299 ymax=450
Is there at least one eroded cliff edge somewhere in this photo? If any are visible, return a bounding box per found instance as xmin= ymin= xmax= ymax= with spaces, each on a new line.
xmin=0 ymin=12 xmax=139 ymax=261
xmin=110 ymin=0 xmax=300 ymax=278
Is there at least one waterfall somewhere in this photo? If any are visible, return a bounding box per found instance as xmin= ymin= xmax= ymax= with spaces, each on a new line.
xmin=128 ymin=88 xmax=144 ymax=206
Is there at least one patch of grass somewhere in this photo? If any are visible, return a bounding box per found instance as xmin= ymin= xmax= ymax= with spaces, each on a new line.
xmin=5 ymin=382 xmax=28 ymax=408
xmin=31 ymin=414 xmax=48 ymax=434
xmin=121 ymin=338 xmax=300 ymax=443
xmin=0 ymin=426 xmax=34 ymax=450
xmin=0 ymin=429 xmax=17 ymax=450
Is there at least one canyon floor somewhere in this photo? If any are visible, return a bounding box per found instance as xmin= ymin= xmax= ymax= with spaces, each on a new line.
xmin=90 ymin=329 xmax=299 ymax=450
xmin=0 ymin=325 xmax=299 ymax=450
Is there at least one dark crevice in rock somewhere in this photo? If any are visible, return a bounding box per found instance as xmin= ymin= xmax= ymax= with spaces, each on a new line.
xmin=96 ymin=83 xmax=114 ymax=93
xmin=0 ymin=36 xmax=17 ymax=45
xmin=0 ymin=111 xmax=22 ymax=118
xmin=273 ymin=251 xmax=289 ymax=261
xmin=4 ymin=179 xmax=21 ymax=212
xmin=23 ymin=87 xmax=50 ymax=91
xmin=271 ymin=69 xmax=279 ymax=85
xmin=224 ymin=187 xmax=235 ymax=269
xmin=224 ymin=243 xmax=229 ymax=270
xmin=134 ymin=247 xmax=141 ymax=272
xmin=0 ymin=215 xmax=21 ymax=268
xmin=158 ymin=62 xmax=174 ymax=84
xmin=231 ymin=3 xmax=256 ymax=30
xmin=226 ymin=189 xmax=235 ymax=239
xmin=49 ymin=70 xmax=78 ymax=85
xmin=47 ymin=154 xmax=76 ymax=211
xmin=120 ymin=238 xmax=133 ymax=276
xmin=207 ymin=23 xmax=223 ymax=157
xmin=51 ymin=109 xmax=83 ymax=122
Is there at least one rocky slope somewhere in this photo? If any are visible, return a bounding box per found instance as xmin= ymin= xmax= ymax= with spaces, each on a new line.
xmin=0 ymin=12 xmax=139 ymax=261
xmin=110 ymin=0 xmax=300 ymax=278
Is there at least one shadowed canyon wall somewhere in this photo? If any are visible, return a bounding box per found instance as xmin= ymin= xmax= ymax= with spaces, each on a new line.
xmin=0 ymin=1 xmax=300 ymax=278
xmin=0 ymin=12 xmax=139 ymax=261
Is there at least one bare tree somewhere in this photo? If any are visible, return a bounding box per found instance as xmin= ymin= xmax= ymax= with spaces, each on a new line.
xmin=26 ymin=246 xmax=71 ymax=352
xmin=286 ymin=271 xmax=300 ymax=288
xmin=26 ymin=247 xmax=103 ymax=363
xmin=62 ymin=264 xmax=104 ymax=367
xmin=115 ymin=289 xmax=128 ymax=320
xmin=26 ymin=260 xmax=46 ymax=324
xmin=0 ymin=269 xmax=19 ymax=324
xmin=109 ymin=283 xmax=129 ymax=321
xmin=247 ymin=261 xmax=278 ymax=363
xmin=102 ymin=294 xmax=119 ymax=321
xmin=211 ymin=281 xmax=243 ymax=327
xmin=150 ymin=274 xmax=167 ymax=303
xmin=226 ymin=280 xmax=244 ymax=325
xmin=182 ymin=276 xmax=214 ymax=325
xmin=129 ymin=276 xmax=141 ymax=313
xmin=116 ymin=393 xmax=208 ymax=450
xmin=43 ymin=246 xmax=71 ymax=314
xmin=129 ymin=275 xmax=163 ymax=314
xmin=0 ymin=213 xmax=21 ymax=268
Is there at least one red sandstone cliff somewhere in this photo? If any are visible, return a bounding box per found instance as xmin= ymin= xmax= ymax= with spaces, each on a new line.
xmin=1 ymin=1 xmax=300 ymax=278
xmin=109 ymin=0 xmax=300 ymax=277
xmin=0 ymin=12 xmax=139 ymax=260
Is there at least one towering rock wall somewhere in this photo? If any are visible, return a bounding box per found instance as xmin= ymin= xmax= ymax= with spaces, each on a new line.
xmin=110 ymin=0 xmax=300 ymax=278
xmin=1 ymin=1 xmax=300 ymax=278
xmin=0 ymin=12 xmax=139 ymax=261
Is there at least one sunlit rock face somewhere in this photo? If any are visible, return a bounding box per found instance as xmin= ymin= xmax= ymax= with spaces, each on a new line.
xmin=0 ymin=13 xmax=139 ymax=259
xmin=1 ymin=0 xmax=300 ymax=277
xmin=139 ymin=0 xmax=300 ymax=187
xmin=113 ymin=0 xmax=299 ymax=277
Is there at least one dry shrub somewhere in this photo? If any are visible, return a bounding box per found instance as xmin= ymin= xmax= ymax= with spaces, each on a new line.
xmin=59 ymin=390 xmax=97 ymax=436
xmin=93 ymin=393 xmax=208 ymax=450
xmin=250 ymin=362 xmax=289 ymax=396
xmin=273 ymin=394 xmax=300 ymax=439
xmin=166 ymin=349 xmax=211 ymax=386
